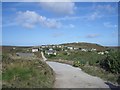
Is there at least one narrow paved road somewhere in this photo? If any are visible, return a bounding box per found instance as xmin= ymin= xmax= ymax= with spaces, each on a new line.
xmin=46 ymin=61 xmax=109 ymax=88
xmin=41 ymin=52 xmax=109 ymax=88
xmin=41 ymin=52 xmax=47 ymax=61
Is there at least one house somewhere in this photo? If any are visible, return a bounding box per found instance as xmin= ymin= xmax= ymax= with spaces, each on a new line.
xmin=91 ymin=48 xmax=96 ymax=51
xmin=64 ymin=50 xmax=68 ymax=52
xmin=32 ymin=48 xmax=39 ymax=52
xmin=52 ymin=45 xmax=56 ymax=48
xmin=67 ymin=46 xmax=74 ymax=50
xmin=105 ymin=51 xmax=109 ymax=54
xmin=81 ymin=49 xmax=87 ymax=52
xmin=58 ymin=46 xmax=62 ymax=48
xmin=49 ymin=48 xmax=53 ymax=51
xmin=45 ymin=50 xmax=56 ymax=55
xmin=41 ymin=45 xmax=45 ymax=48
xmin=13 ymin=47 xmax=16 ymax=50
xmin=74 ymin=47 xmax=79 ymax=50
xmin=98 ymin=52 xmax=104 ymax=55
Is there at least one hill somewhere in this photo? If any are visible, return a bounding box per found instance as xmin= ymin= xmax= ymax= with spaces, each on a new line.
xmin=60 ymin=42 xmax=106 ymax=51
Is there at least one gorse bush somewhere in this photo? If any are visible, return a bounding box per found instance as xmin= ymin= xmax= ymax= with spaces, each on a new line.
xmin=73 ymin=59 xmax=86 ymax=67
xmin=73 ymin=61 xmax=80 ymax=67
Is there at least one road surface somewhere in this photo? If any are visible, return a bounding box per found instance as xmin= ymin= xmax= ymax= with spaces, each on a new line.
xmin=46 ymin=61 xmax=109 ymax=88
xmin=41 ymin=52 xmax=47 ymax=61
xmin=41 ymin=52 xmax=109 ymax=88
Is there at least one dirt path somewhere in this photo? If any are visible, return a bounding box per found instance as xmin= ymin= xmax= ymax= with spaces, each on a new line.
xmin=46 ymin=61 xmax=109 ymax=88
xmin=41 ymin=52 xmax=47 ymax=61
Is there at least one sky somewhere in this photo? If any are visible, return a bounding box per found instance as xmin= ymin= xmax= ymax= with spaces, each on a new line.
xmin=2 ymin=2 xmax=118 ymax=46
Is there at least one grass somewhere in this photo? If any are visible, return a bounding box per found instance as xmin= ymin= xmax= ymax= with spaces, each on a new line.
xmin=2 ymin=53 xmax=55 ymax=88
xmin=46 ymin=51 xmax=105 ymax=65
xmin=80 ymin=65 xmax=119 ymax=85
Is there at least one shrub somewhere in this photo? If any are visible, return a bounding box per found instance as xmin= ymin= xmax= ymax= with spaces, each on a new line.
xmin=73 ymin=60 xmax=80 ymax=67
xmin=100 ymin=51 xmax=120 ymax=74
xmin=73 ymin=59 xmax=86 ymax=67
xmin=117 ymin=76 xmax=120 ymax=84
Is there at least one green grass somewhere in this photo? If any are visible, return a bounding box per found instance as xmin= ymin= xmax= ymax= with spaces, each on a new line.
xmin=2 ymin=53 xmax=55 ymax=88
xmin=80 ymin=65 xmax=119 ymax=85
xmin=46 ymin=51 xmax=105 ymax=65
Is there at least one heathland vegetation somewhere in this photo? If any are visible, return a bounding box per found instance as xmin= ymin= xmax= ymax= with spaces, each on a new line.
xmin=2 ymin=46 xmax=55 ymax=88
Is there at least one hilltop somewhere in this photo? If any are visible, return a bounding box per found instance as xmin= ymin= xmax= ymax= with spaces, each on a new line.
xmin=60 ymin=42 xmax=106 ymax=51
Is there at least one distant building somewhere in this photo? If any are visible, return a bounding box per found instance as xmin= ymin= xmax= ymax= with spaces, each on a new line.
xmin=67 ymin=47 xmax=74 ymax=50
xmin=98 ymin=52 xmax=104 ymax=55
xmin=49 ymin=48 xmax=53 ymax=51
xmin=105 ymin=51 xmax=109 ymax=54
xmin=32 ymin=48 xmax=39 ymax=52
xmin=81 ymin=49 xmax=87 ymax=52
xmin=91 ymin=48 xmax=96 ymax=51
xmin=13 ymin=47 xmax=16 ymax=50
xmin=74 ymin=47 xmax=79 ymax=50
xmin=45 ymin=50 xmax=56 ymax=55
xmin=52 ymin=45 xmax=56 ymax=48
xmin=41 ymin=45 xmax=45 ymax=48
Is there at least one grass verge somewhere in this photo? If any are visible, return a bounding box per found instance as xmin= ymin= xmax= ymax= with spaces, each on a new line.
xmin=2 ymin=54 xmax=55 ymax=88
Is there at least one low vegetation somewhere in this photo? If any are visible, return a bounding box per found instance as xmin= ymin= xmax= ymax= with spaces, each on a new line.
xmin=2 ymin=51 xmax=55 ymax=88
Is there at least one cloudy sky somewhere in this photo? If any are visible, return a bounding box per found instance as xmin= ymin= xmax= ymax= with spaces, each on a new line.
xmin=2 ymin=2 xmax=118 ymax=46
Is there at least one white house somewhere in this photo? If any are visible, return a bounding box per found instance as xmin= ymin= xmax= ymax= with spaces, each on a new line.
xmin=45 ymin=50 xmax=56 ymax=55
xmin=91 ymin=48 xmax=96 ymax=51
xmin=41 ymin=45 xmax=45 ymax=48
xmin=52 ymin=45 xmax=56 ymax=48
xmin=81 ymin=49 xmax=87 ymax=52
xmin=49 ymin=48 xmax=53 ymax=51
xmin=105 ymin=51 xmax=109 ymax=54
xmin=74 ymin=47 xmax=79 ymax=50
xmin=13 ymin=47 xmax=16 ymax=50
xmin=67 ymin=47 xmax=74 ymax=50
xmin=32 ymin=48 xmax=39 ymax=52
xmin=98 ymin=52 xmax=104 ymax=55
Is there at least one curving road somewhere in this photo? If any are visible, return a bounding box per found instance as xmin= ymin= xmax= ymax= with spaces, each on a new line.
xmin=41 ymin=52 xmax=109 ymax=88
xmin=46 ymin=61 xmax=109 ymax=88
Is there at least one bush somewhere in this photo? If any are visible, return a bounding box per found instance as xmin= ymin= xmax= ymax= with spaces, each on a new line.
xmin=73 ymin=60 xmax=80 ymax=67
xmin=117 ymin=76 xmax=120 ymax=84
xmin=73 ymin=59 xmax=86 ymax=67
xmin=48 ymin=54 xmax=56 ymax=58
xmin=100 ymin=51 xmax=120 ymax=74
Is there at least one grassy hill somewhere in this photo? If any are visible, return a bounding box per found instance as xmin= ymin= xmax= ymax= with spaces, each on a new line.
xmin=60 ymin=42 xmax=106 ymax=51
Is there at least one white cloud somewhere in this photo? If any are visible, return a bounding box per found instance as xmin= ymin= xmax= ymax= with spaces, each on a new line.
xmin=86 ymin=34 xmax=100 ymax=38
xmin=55 ymin=12 xmax=102 ymax=21
xmin=103 ymin=22 xmax=117 ymax=28
xmin=55 ymin=16 xmax=82 ymax=21
xmin=39 ymin=2 xmax=76 ymax=15
xmin=87 ymin=12 xmax=103 ymax=20
xmin=16 ymin=10 xmax=61 ymax=29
